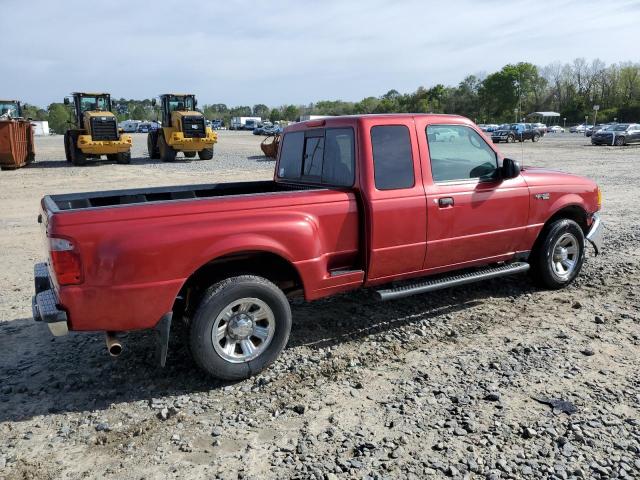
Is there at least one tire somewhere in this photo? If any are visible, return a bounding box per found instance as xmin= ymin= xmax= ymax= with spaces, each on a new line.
xmin=198 ymin=147 xmax=214 ymax=160
xmin=147 ymin=132 xmax=160 ymax=159
xmin=614 ymin=136 xmax=625 ymax=146
xmin=63 ymin=132 xmax=72 ymax=162
xmin=116 ymin=151 xmax=131 ymax=164
xmin=529 ymin=219 xmax=585 ymax=289
xmin=189 ymin=275 xmax=292 ymax=380
xmin=183 ymin=151 xmax=196 ymax=158
xmin=532 ymin=134 xmax=540 ymax=142
xmin=70 ymin=133 xmax=87 ymax=166
xmin=158 ymin=133 xmax=176 ymax=162
xmin=506 ymin=135 xmax=514 ymax=143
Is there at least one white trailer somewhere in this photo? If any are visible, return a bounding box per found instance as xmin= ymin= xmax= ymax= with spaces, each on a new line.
xmin=30 ymin=120 xmax=50 ymax=136
xmin=230 ymin=117 xmax=262 ymax=130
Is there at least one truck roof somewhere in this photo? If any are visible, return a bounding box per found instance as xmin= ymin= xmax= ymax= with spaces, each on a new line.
xmin=286 ymin=113 xmax=473 ymax=131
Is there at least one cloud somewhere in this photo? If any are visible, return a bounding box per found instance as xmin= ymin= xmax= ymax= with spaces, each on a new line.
xmin=1 ymin=0 xmax=637 ymax=107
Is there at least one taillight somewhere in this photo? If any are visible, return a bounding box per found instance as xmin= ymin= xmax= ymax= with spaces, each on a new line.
xmin=49 ymin=237 xmax=83 ymax=285
xmin=596 ymin=187 xmax=602 ymax=210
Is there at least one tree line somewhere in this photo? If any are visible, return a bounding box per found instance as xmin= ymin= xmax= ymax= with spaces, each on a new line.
xmin=23 ymin=58 xmax=640 ymax=134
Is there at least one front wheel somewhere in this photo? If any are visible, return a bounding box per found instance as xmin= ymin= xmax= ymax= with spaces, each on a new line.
xmin=189 ymin=275 xmax=292 ymax=380
xmin=532 ymin=134 xmax=540 ymax=142
xmin=529 ymin=219 xmax=585 ymax=289
xmin=158 ymin=133 xmax=176 ymax=162
xmin=506 ymin=135 xmax=514 ymax=143
xmin=198 ymin=147 xmax=214 ymax=160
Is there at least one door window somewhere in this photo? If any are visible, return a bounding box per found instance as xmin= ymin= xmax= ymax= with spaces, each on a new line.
xmin=426 ymin=125 xmax=498 ymax=182
xmin=371 ymin=125 xmax=414 ymax=190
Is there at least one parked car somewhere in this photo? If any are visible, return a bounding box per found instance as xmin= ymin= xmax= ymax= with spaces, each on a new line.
xmin=586 ymin=124 xmax=608 ymax=137
xmin=591 ymin=123 xmax=640 ymax=146
xmin=547 ymin=126 xmax=565 ymax=133
xmin=491 ymin=123 xmax=541 ymax=143
xmin=137 ymin=123 xmax=152 ymax=133
xmin=532 ymin=123 xmax=547 ymax=135
xmin=570 ymin=124 xmax=587 ymax=133
xmin=32 ymin=114 xmax=602 ymax=381
xmin=432 ymin=127 xmax=460 ymax=142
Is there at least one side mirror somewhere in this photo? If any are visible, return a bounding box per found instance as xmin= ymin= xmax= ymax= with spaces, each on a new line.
xmin=151 ymin=98 xmax=156 ymax=107
xmin=63 ymin=98 xmax=70 ymax=105
xmin=502 ymin=158 xmax=521 ymax=179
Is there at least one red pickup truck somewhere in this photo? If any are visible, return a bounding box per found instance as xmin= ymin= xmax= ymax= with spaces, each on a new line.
xmin=33 ymin=114 xmax=602 ymax=380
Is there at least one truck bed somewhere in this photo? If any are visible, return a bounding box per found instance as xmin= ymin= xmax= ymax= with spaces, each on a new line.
xmin=46 ymin=180 xmax=320 ymax=212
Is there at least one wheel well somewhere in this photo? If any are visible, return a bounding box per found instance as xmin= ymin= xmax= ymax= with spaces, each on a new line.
xmin=546 ymin=205 xmax=588 ymax=234
xmin=531 ymin=205 xmax=588 ymax=256
xmin=174 ymin=251 xmax=303 ymax=319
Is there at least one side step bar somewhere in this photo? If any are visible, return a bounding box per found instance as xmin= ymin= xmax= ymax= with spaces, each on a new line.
xmin=375 ymin=262 xmax=530 ymax=301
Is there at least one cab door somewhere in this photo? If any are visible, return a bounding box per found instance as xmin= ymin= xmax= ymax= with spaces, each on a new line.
xmin=415 ymin=120 xmax=530 ymax=270
xmin=361 ymin=118 xmax=427 ymax=283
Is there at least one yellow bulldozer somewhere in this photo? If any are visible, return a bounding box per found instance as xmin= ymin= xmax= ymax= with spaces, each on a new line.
xmin=63 ymin=92 xmax=132 ymax=165
xmin=147 ymin=94 xmax=217 ymax=161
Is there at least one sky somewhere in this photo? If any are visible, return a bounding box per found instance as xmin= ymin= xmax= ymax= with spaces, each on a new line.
xmin=2 ymin=0 xmax=639 ymax=108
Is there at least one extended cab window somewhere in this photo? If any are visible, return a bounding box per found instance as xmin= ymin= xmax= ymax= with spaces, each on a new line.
xmin=278 ymin=128 xmax=355 ymax=186
xmin=371 ymin=125 xmax=414 ymax=190
xmin=426 ymin=125 xmax=498 ymax=182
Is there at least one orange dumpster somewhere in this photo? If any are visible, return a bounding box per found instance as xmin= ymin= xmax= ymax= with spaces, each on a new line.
xmin=0 ymin=119 xmax=35 ymax=170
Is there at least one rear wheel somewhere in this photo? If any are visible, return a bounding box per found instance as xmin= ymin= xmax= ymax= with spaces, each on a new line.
xmin=532 ymin=134 xmax=540 ymax=142
xmin=69 ymin=133 xmax=87 ymax=166
xmin=189 ymin=275 xmax=291 ymax=380
xmin=183 ymin=151 xmax=196 ymax=158
xmin=198 ymin=147 xmax=214 ymax=160
xmin=147 ymin=132 xmax=160 ymax=159
xmin=614 ymin=136 xmax=625 ymax=146
xmin=506 ymin=135 xmax=514 ymax=143
xmin=529 ymin=219 xmax=585 ymax=289
xmin=158 ymin=133 xmax=176 ymax=162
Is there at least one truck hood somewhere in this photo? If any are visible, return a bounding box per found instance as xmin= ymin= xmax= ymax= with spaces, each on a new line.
xmin=520 ymin=166 xmax=596 ymax=188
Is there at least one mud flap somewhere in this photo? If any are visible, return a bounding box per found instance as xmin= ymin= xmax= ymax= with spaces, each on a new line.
xmin=155 ymin=312 xmax=172 ymax=367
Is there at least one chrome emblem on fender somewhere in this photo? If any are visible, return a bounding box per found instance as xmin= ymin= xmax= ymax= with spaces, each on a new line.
xmin=535 ymin=193 xmax=550 ymax=200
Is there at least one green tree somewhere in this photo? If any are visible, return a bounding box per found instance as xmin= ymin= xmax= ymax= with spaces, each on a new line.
xmin=282 ymin=105 xmax=300 ymax=121
xmin=252 ymin=104 xmax=270 ymax=118
xmin=47 ymin=103 xmax=72 ymax=134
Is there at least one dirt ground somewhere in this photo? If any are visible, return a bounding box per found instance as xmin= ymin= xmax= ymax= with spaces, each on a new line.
xmin=0 ymin=132 xmax=638 ymax=480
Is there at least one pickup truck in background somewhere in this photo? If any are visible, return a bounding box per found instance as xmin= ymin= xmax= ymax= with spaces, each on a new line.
xmin=491 ymin=123 xmax=542 ymax=143
xmin=33 ymin=114 xmax=603 ymax=380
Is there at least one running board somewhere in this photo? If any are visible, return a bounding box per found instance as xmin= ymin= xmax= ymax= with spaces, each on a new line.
xmin=375 ymin=262 xmax=530 ymax=301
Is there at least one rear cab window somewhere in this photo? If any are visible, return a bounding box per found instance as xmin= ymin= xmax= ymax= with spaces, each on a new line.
xmin=370 ymin=125 xmax=415 ymax=190
xmin=278 ymin=128 xmax=355 ymax=187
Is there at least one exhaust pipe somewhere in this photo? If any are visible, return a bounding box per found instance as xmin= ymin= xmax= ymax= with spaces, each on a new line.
xmin=105 ymin=332 xmax=123 ymax=357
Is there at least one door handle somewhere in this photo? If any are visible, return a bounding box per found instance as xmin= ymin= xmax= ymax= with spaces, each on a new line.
xmin=438 ymin=197 xmax=454 ymax=208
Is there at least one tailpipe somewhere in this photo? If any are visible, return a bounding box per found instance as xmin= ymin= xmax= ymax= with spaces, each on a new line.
xmin=105 ymin=332 xmax=123 ymax=357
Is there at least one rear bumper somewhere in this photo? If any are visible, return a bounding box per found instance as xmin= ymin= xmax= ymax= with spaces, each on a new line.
xmin=32 ymin=263 xmax=68 ymax=336
xmin=586 ymin=213 xmax=603 ymax=255
xmin=77 ymin=134 xmax=132 ymax=154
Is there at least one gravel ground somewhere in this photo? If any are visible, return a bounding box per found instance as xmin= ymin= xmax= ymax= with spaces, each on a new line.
xmin=0 ymin=132 xmax=638 ymax=480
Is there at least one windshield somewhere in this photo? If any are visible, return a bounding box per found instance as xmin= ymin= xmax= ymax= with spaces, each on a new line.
xmin=167 ymin=95 xmax=195 ymax=112
xmin=0 ymin=101 xmax=20 ymax=117
xmin=79 ymin=96 xmax=109 ymax=113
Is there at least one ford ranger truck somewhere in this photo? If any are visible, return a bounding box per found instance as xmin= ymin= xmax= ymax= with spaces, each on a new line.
xmin=32 ymin=114 xmax=603 ymax=380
